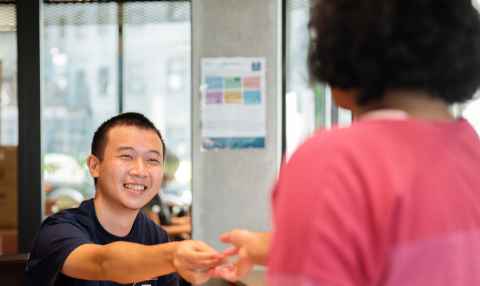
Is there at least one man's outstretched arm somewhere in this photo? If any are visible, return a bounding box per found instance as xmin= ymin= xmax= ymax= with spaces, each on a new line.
xmin=62 ymin=240 xmax=223 ymax=284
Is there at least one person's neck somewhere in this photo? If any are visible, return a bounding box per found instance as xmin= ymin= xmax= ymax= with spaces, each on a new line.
xmin=353 ymin=90 xmax=454 ymax=121
xmin=93 ymin=192 xmax=139 ymax=237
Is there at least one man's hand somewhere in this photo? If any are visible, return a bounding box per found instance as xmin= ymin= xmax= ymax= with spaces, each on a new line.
xmin=173 ymin=240 xmax=223 ymax=285
xmin=211 ymin=229 xmax=271 ymax=282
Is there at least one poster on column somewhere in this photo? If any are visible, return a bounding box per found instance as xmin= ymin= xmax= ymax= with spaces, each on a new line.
xmin=201 ymin=57 xmax=266 ymax=150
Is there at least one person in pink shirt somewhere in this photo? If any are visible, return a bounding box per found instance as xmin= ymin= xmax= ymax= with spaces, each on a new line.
xmin=213 ymin=0 xmax=480 ymax=285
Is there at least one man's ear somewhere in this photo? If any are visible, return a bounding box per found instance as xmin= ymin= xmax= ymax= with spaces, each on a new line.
xmin=87 ymin=155 xmax=100 ymax=178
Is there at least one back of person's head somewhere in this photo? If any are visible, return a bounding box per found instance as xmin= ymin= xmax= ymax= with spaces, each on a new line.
xmin=91 ymin=112 xmax=166 ymax=161
xmin=308 ymin=0 xmax=480 ymax=105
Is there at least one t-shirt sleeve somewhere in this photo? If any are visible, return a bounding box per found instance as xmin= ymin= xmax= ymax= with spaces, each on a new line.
xmin=25 ymin=218 xmax=91 ymax=286
xmin=268 ymin=138 xmax=383 ymax=286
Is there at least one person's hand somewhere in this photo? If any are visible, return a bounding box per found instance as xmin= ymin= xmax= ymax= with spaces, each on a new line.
xmin=173 ymin=240 xmax=223 ymax=285
xmin=211 ymin=229 xmax=270 ymax=282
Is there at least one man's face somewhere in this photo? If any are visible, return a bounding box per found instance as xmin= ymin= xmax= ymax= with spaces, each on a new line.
xmin=89 ymin=125 xmax=164 ymax=211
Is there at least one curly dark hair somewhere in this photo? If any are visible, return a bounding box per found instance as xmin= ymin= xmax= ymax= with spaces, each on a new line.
xmin=308 ymin=0 xmax=480 ymax=105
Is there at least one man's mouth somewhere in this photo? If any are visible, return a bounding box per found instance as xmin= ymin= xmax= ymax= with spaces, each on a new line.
xmin=123 ymin=183 xmax=147 ymax=192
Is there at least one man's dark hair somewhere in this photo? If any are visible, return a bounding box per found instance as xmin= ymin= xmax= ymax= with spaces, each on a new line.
xmin=308 ymin=0 xmax=480 ymax=105
xmin=91 ymin=112 xmax=166 ymax=161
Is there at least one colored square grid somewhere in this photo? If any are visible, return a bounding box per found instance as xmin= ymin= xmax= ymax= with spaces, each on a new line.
xmin=224 ymin=91 xmax=242 ymax=103
xmin=206 ymin=91 xmax=223 ymax=104
xmin=243 ymin=76 xmax=261 ymax=89
xmin=224 ymin=77 xmax=242 ymax=89
xmin=206 ymin=76 xmax=224 ymax=90
xmin=243 ymin=90 xmax=261 ymax=105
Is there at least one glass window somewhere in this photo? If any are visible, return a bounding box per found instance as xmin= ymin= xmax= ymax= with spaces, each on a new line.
xmin=0 ymin=4 xmax=16 ymax=146
xmin=285 ymin=0 xmax=351 ymax=157
xmin=462 ymin=93 xmax=480 ymax=135
xmin=460 ymin=0 xmax=480 ymax=135
xmin=123 ymin=1 xmax=192 ymax=223
xmin=0 ymin=2 xmax=18 ymax=255
xmin=42 ymin=2 xmax=192 ymax=239
xmin=43 ymin=3 xmax=119 ymax=215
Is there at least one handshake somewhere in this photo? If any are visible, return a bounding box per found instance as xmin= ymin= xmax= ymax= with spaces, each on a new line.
xmin=173 ymin=229 xmax=271 ymax=285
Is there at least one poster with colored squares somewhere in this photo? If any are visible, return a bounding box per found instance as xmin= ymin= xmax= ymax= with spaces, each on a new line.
xmin=201 ymin=57 xmax=266 ymax=150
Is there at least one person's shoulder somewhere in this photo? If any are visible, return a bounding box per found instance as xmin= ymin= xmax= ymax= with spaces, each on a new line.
xmin=291 ymin=123 xmax=369 ymax=159
xmin=296 ymin=120 xmax=405 ymax=157
xmin=315 ymin=120 xmax=400 ymax=142
xmin=284 ymin=120 xmax=410 ymax=181
xmin=42 ymin=199 xmax=94 ymax=231
xmin=26 ymin=201 xmax=94 ymax=286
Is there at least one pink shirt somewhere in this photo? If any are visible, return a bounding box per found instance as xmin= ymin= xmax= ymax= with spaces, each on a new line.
xmin=268 ymin=117 xmax=480 ymax=286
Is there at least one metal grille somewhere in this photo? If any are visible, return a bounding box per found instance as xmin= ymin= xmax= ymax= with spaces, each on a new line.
xmin=44 ymin=2 xmax=118 ymax=26
xmin=45 ymin=0 xmax=107 ymax=2
xmin=45 ymin=0 xmax=188 ymax=2
xmin=0 ymin=4 xmax=15 ymax=31
xmin=44 ymin=1 xmax=190 ymax=26
xmin=124 ymin=1 xmax=190 ymax=24
xmin=287 ymin=0 xmax=311 ymax=11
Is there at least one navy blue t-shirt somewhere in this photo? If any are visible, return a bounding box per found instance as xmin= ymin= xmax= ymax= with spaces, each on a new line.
xmin=25 ymin=199 xmax=179 ymax=286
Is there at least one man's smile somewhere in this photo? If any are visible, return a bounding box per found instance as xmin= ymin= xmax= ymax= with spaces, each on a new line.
xmin=123 ymin=183 xmax=147 ymax=192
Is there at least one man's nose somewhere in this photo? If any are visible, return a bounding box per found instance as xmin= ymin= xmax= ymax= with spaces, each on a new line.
xmin=129 ymin=158 xmax=147 ymax=177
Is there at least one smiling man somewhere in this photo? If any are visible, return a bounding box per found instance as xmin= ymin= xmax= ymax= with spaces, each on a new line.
xmin=26 ymin=112 xmax=222 ymax=286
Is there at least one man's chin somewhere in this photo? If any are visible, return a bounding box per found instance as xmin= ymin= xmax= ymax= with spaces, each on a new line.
xmin=120 ymin=200 xmax=147 ymax=212
xmin=120 ymin=191 xmax=157 ymax=211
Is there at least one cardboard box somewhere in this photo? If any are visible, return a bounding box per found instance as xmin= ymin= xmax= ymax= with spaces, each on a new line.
xmin=0 ymin=228 xmax=17 ymax=255
xmin=0 ymin=146 xmax=17 ymax=228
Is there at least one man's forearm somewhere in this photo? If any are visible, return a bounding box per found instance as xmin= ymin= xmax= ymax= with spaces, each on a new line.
xmin=63 ymin=239 xmax=222 ymax=284
xmin=99 ymin=241 xmax=178 ymax=283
